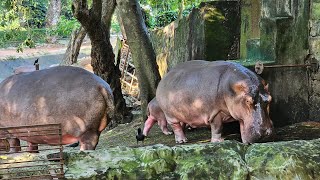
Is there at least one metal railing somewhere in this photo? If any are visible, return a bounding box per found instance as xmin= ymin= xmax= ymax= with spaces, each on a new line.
xmin=0 ymin=124 xmax=64 ymax=179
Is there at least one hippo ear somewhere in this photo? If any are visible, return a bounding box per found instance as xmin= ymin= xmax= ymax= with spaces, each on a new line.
xmin=232 ymin=81 xmax=249 ymax=95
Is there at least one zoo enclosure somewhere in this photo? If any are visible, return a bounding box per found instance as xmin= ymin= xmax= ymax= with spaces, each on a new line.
xmin=0 ymin=124 xmax=64 ymax=179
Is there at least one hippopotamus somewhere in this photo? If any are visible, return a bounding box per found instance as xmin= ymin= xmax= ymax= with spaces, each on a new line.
xmin=143 ymin=98 xmax=172 ymax=136
xmin=13 ymin=65 xmax=37 ymax=74
xmin=0 ymin=66 xmax=114 ymax=151
xmin=156 ymin=60 xmax=273 ymax=144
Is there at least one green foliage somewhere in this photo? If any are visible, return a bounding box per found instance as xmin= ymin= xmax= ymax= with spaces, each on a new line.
xmin=140 ymin=0 xmax=210 ymax=28
xmin=22 ymin=0 xmax=48 ymax=28
xmin=0 ymin=0 xmax=48 ymax=50
xmin=48 ymin=15 xmax=80 ymax=38
xmin=0 ymin=29 xmax=47 ymax=48
xmin=111 ymin=15 xmax=121 ymax=34
xmin=155 ymin=11 xmax=178 ymax=27
xmin=61 ymin=0 xmax=73 ymax=20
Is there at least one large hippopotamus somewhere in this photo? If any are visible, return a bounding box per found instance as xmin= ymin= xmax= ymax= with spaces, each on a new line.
xmin=0 ymin=66 xmax=114 ymax=151
xmin=156 ymin=60 xmax=273 ymax=144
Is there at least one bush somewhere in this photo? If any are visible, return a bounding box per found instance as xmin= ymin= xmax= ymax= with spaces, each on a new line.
xmin=49 ymin=15 xmax=80 ymax=38
xmin=0 ymin=28 xmax=47 ymax=48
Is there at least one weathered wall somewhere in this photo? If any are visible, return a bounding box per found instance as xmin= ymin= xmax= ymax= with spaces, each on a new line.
xmin=150 ymin=1 xmax=240 ymax=77
xmin=258 ymin=0 xmax=311 ymax=126
xmin=310 ymin=0 xmax=320 ymax=120
xmin=240 ymin=0 xmax=261 ymax=59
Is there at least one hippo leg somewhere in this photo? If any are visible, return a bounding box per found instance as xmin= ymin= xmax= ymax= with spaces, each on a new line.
xmin=143 ymin=116 xmax=157 ymax=136
xmin=79 ymin=131 xmax=100 ymax=150
xmin=27 ymin=142 xmax=39 ymax=153
xmin=9 ymin=138 xmax=21 ymax=152
xmin=210 ymin=114 xmax=224 ymax=142
xmin=168 ymin=118 xmax=187 ymax=143
xmin=157 ymin=118 xmax=172 ymax=135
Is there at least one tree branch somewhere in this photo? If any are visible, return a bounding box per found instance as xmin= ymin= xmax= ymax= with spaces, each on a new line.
xmin=92 ymin=0 xmax=102 ymax=20
xmin=72 ymin=0 xmax=90 ymax=27
xmin=102 ymin=0 xmax=116 ymax=26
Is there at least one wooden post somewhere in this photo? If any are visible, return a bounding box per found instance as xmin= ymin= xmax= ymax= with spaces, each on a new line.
xmin=35 ymin=64 xmax=39 ymax=70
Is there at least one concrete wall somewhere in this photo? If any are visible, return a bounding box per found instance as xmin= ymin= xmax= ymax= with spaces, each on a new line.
xmin=257 ymin=0 xmax=311 ymax=126
xmin=309 ymin=0 xmax=320 ymax=120
xmin=150 ymin=1 xmax=241 ymax=77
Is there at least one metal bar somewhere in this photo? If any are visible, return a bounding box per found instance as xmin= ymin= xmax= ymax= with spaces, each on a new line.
xmin=2 ymin=173 xmax=64 ymax=180
xmin=0 ymin=162 xmax=64 ymax=170
xmin=58 ymin=124 xmax=64 ymax=177
xmin=264 ymin=64 xmax=310 ymax=68
xmin=0 ymin=129 xmax=61 ymax=134
xmin=0 ymin=168 xmax=63 ymax=175
xmin=9 ymin=143 xmax=64 ymax=148
xmin=0 ymin=123 xmax=61 ymax=130
xmin=4 ymin=134 xmax=61 ymax=138
xmin=0 ymin=158 xmax=63 ymax=165
xmin=0 ymin=130 xmax=61 ymax=136
xmin=1 ymin=147 xmax=62 ymax=154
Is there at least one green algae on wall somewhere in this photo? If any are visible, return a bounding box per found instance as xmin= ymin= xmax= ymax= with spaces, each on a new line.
xmin=201 ymin=1 xmax=241 ymax=61
xmin=64 ymin=139 xmax=320 ymax=179
xmin=246 ymin=140 xmax=320 ymax=179
xmin=240 ymin=0 xmax=261 ymax=59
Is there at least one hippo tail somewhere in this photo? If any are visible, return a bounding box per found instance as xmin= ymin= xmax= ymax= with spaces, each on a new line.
xmin=99 ymin=86 xmax=115 ymax=119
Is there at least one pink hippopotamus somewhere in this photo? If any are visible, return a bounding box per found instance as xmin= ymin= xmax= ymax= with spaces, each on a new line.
xmin=156 ymin=60 xmax=273 ymax=144
xmin=0 ymin=66 xmax=114 ymax=151
xmin=143 ymin=97 xmax=172 ymax=136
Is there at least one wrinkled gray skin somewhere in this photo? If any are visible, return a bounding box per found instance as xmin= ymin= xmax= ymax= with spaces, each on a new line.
xmin=0 ymin=66 xmax=114 ymax=152
xmin=143 ymin=97 xmax=172 ymax=136
xmin=156 ymin=60 xmax=273 ymax=144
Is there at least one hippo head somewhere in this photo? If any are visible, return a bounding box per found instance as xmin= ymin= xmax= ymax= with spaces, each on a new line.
xmin=227 ymin=80 xmax=273 ymax=144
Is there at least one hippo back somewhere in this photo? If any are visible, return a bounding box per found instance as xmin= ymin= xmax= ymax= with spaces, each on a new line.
xmin=0 ymin=66 xmax=114 ymax=145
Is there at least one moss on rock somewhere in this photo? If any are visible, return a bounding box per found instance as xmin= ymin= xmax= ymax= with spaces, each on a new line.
xmin=246 ymin=139 xmax=320 ymax=180
xmin=64 ymin=138 xmax=320 ymax=179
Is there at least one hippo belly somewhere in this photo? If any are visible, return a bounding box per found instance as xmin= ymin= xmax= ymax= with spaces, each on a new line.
xmin=0 ymin=66 xmax=114 ymax=151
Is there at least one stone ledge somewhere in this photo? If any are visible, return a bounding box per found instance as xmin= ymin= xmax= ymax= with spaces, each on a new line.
xmin=64 ymin=139 xmax=320 ymax=179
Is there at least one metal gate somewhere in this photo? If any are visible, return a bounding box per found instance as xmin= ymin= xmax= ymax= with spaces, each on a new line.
xmin=0 ymin=124 xmax=64 ymax=179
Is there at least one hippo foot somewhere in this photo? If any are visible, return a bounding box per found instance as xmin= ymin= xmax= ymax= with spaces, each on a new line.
xmin=175 ymin=138 xmax=188 ymax=144
xmin=211 ymin=138 xmax=224 ymax=143
xmin=163 ymin=131 xmax=173 ymax=135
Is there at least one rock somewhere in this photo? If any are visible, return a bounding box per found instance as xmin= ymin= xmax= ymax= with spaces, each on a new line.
xmin=64 ymin=139 xmax=320 ymax=179
xmin=246 ymin=139 xmax=320 ymax=179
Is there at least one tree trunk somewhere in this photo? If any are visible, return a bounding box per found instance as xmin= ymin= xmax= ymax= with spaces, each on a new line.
xmin=72 ymin=0 xmax=129 ymax=126
xmin=45 ymin=0 xmax=62 ymax=27
xmin=61 ymin=26 xmax=86 ymax=65
xmin=116 ymin=0 xmax=161 ymax=119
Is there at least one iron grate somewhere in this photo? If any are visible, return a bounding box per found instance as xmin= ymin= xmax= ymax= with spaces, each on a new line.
xmin=0 ymin=124 xmax=64 ymax=179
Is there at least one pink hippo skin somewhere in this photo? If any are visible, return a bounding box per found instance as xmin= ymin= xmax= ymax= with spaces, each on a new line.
xmin=0 ymin=66 xmax=114 ymax=151
xmin=156 ymin=60 xmax=273 ymax=144
xmin=143 ymin=98 xmax=172 ymax=136
xmin=13 ymin=65 xmax=36 ymax=74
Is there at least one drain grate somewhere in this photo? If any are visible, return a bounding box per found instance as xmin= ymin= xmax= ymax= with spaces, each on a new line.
xmin=0 ymin=124 xmax=64 ymax=179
